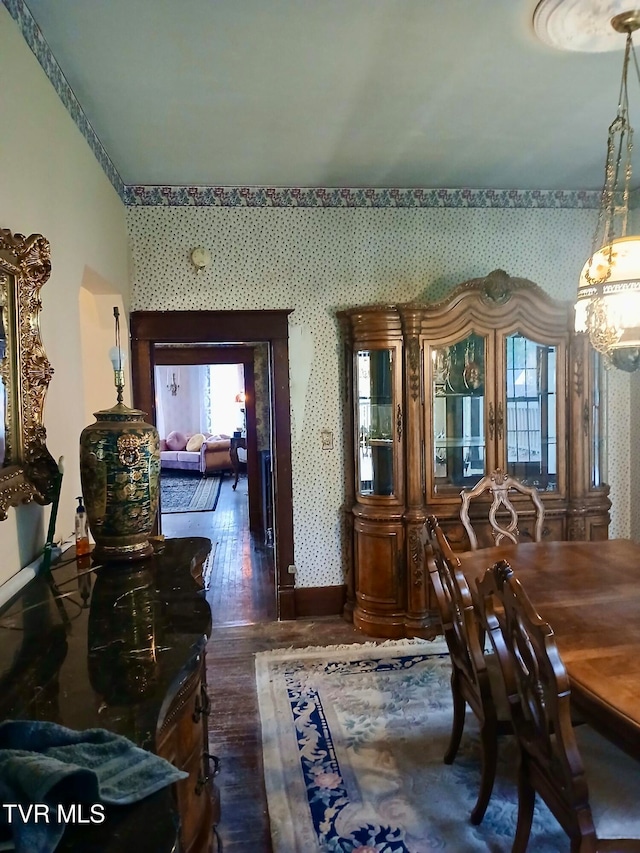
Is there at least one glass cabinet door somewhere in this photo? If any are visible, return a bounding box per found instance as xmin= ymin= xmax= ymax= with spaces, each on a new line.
xmin=356 ymin=348 xmax=395 ymax=497
xmin=590 ymin=348 xmax=607 ymax=489
xmin=431 ymin=332 xmax=487 ymax=490
xmin=504 ymin=333 xmax=558 ymax=491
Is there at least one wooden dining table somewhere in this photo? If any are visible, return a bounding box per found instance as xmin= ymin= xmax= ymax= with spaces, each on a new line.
xmin=455 ymin=538 xmax=640 ymax=762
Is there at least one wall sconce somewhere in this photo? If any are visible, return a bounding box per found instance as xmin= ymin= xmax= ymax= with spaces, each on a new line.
xmin=167 ymin=371 xmax=180 ymax=396
xmin=190 ymin=246 xmax=211 ymax=273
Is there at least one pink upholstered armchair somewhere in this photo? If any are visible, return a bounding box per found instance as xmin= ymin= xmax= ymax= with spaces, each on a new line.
xmin=201 ymin=436 xmax=233 ymax=475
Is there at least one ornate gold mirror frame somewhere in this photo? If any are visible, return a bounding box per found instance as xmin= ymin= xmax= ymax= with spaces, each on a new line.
xmin=0 ymin=228 xmax=58 ymax=519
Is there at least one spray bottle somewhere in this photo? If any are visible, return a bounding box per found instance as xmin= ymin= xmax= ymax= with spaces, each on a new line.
xmin=75 ymin=496 xmax=90 ymax=557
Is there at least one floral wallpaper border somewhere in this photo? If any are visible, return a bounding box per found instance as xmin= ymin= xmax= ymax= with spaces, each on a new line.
xmin=2 ymin=0 xmax=612 ymax=211
xmin=122 ymin=186 xmax=601 ymax=209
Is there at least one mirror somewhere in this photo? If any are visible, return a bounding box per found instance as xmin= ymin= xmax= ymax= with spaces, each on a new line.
xmin=0 ymin=228 xmax=57 ymax=519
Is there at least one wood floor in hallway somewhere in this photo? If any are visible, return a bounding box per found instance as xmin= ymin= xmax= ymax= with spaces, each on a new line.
xmin=160 ymin=473 xmax=277 ymax=625
xmin=159 ymin=470 xmax=371 ymax=851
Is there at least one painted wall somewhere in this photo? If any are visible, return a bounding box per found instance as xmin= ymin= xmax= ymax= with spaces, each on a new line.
xmin=155 ymin=363 xmax=250 ymax=440
xmin=0 ymin=6 xmax=129 ymax=583
xmin=155 ymin=365 xmax=206 ymax=439
xmin=128 ymin=205 xmax=632 ymax=588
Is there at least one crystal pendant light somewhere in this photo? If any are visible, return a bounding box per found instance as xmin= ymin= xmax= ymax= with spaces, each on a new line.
xmin=575 ymin=11 xmax=640 ymax=372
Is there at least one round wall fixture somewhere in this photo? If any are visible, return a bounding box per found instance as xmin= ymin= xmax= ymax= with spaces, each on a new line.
xmin=534 ymin=0 xmax=636 ymax=52
xmin=190 ymin=246 xmax=211 ymax=271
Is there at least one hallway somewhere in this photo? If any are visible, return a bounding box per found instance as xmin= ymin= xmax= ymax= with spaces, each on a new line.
xmin=160 ymin=473 xmax=277 ymax=624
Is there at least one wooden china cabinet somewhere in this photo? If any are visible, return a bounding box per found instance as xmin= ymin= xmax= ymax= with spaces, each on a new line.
xmin=338 ymin=270 xmax=610 ymax=638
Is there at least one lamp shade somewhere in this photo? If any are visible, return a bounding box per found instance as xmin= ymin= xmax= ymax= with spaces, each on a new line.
xmin=576 ymin=235 xmax=640 ymax=351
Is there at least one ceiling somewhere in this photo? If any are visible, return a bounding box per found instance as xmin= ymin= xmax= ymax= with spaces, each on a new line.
xmin=18 ymin=0 xmax=640 ymax=191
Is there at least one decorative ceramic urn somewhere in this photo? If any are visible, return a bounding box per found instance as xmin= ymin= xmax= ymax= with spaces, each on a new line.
xmin=80 ymin=401 xmax=160 ymax=563
xmin=80 ymin=307 xmax=160 ymax=563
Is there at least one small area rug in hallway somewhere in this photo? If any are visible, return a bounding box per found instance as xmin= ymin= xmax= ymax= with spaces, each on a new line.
xmin=160 ymin=474 xmax=222 ymax=514
xmin=256 ymin=638 xmax=572 ymax=852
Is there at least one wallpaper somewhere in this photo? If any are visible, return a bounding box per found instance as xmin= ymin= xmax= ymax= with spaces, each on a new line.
xmin=253 ymin=343 xmax=271 ymax=452
xmin=128 ymin=204 xmax=630 ymax=588
xmin=631 ymin=371 xmax=640 ymax=542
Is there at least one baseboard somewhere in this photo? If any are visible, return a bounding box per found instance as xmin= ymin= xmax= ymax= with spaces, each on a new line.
xmin=278 ymin=586 xmax=296 ymax=620
xmin=294 ymin=584 xmax=347 ymax=618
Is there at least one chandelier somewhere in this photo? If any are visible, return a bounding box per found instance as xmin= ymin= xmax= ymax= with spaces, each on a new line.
xmin=575 ymin=11 xmax=640 ymax=372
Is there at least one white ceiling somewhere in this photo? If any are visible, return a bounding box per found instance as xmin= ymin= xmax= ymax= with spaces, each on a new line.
xmin=19 ymin=0 xmax=640 ymax=190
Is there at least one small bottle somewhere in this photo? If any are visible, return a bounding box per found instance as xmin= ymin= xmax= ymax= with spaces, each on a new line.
xmin=75 ymin=496 xmax=90 ymax=557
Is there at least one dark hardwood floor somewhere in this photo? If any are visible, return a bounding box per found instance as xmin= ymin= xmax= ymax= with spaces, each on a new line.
xmin=160 ymin=472 xmax=276 ymax=624
xmin=160 ymin=471 xmax=370 ymax=850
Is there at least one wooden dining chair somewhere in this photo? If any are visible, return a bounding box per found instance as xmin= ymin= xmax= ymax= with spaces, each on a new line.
xmin=422 ymin=515 xmax=510 ymax=825
xmin=476 ymin=559 xmax=640 ymax=853
xmin=460 ymin=468 xmax=545 ymax=550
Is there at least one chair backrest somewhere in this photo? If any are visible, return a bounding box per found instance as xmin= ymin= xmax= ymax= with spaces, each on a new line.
xmin=422 ymin=516 xmax=487 ymax=695
xmin=476 ymin=560 xmax=597 ymax=843
xmin=460 ymin=468 xmax=544 ymax=550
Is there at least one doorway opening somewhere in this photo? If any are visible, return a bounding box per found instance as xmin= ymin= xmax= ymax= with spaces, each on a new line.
xmin=129 ymin=310 xmax=296 ymax=621
xmin=154 ymin=347 xmax=272 ymax=622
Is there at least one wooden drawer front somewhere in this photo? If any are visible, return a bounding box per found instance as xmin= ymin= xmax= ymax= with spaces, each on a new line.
xmin=177 ymin=749 xmax=219 ymax=853
xmin=444 ymin=517 xmax=564 ymax=551
xmin=156 ymin=640 xmax=217 ymax=853
xmin=519 ymin=517 xmax=564 ymax=543
xmin=441 ymin=522 xmax=470 ymax=551
xmin=157 ymin=678 xmax=206 ymax=763
xmin=176 ymin=681 xmax=209 ymax=759
xmin=586 ymin=517 xmax=609 ymax=541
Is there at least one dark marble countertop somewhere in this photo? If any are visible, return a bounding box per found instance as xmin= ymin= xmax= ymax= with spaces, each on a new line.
xmin=0 ymin=536 xmax=213 ymax=852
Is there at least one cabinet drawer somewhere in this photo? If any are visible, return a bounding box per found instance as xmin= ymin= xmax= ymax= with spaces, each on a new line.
xmin=175 ymin=748 xmax=216 ymax=852
xmin=157 ymin=648 xmax=211 ymax=754
xmin=176 ymin=681 xmax=209 ymax=758
xmin=519 ymin=517 xmax=564 ymax=543
xmin=441 ymin=522 xmax=470 ymax=551
xmin=444 ymin=517 xmax=565 ymax=551
xmin=156 ymin=639 xmax=217 ymax=853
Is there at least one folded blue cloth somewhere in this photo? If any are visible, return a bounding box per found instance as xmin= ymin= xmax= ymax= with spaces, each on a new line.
xmin=0 ymin=719 xmax=188 ymax=853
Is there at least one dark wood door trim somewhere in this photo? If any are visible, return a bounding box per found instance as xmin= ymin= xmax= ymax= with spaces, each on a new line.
xmin=130 ymin=310 xmax=296 ymax=620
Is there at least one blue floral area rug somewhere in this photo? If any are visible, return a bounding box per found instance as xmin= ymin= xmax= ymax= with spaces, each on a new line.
xmin=255 ymin=639 xmax=588 ymax=852
xmin=160 ymin=474 xmax=222 ymax=514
